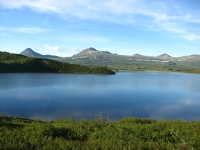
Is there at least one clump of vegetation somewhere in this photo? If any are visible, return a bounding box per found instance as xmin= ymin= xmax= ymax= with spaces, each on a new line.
xmin=0 ymin=51 xmax=115 ymax=74
xmin=1 ymin=114 xmax=200 ymax=149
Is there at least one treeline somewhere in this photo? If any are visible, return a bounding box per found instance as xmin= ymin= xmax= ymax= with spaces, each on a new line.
xmin=0 ymin=51 xmax=115 ymax=74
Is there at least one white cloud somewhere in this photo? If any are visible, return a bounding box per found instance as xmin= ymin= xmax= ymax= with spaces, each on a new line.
xmin=0 ymin=26 xmax=47 ymax=33
xmin=0 ymin=0 xmax=61 ymax=13
xmin=44 ymin=45 xmax=65 ymax=52
xmin=71 ymin=47 xmax=80 ymax=52
xmin=0 ymin=0 xmax=178 ymax=22
xmin=182 ymin=34 xmax=200 ymax=41
xmin=12 ymin=27 xmax=47 ymax=33
xmin=1 ymin=0 xmax=200 ymax=41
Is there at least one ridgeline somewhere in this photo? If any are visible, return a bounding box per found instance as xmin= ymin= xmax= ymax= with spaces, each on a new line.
xmin=19 ymin=48 xmax=200 ymax=74
xmin=55 ymin=47 xmax=200 ymax=74
xmin=0 ymin=51 xmax=115 ymax=74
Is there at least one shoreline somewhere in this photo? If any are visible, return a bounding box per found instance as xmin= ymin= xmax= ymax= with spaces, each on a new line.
xmin=1 ymin=114 xmax=200 ymax=149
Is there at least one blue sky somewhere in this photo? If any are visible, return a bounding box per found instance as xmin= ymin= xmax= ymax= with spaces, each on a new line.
xmin=0 ymin=0 xmax=200 ymax=57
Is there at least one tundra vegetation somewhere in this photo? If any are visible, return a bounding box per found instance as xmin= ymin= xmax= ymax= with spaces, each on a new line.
xmin=0 ymin=114 xmax=200 ymax=150
xmin=55 ymin=48 xmax=200 ymax=74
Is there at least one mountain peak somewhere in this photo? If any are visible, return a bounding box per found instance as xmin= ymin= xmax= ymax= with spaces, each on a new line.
xmin=74 ymin=47 xmax=113 ymax=56
xmin=20 ymin=48 xmax=61 ymax=58
xmin=20 ymin=48 xmax=41 ymax=57
xmin=133 ymin=53 xmax=142 ymax=56
xmin=157 ymin=53 xmax=171 ymax=58
xmin=83 ymin=47 xmax=98 ymax=53
xmin=74 ymin=47 xmax=98 ymax=56
xmin=24 ymin=48 xmax=34 ymax=51
xmin=86 ymin=47 xmax=98 ymax=51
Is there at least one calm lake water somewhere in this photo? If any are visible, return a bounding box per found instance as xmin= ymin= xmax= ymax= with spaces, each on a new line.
xmin=0 ymin=71 xmax=200 ymax=121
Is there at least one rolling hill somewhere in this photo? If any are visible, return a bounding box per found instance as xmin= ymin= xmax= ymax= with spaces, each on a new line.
xmin=0 ymin=51 xmax=115 ymax=74
xmin=58 ymin=48 xmax=200 ymax=74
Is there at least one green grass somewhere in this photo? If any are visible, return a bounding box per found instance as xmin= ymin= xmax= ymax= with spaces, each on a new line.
xmin=111 ymin=65 xmax=200 ymax=74
xmin=1 ymin=114 xmax=200 ymax=150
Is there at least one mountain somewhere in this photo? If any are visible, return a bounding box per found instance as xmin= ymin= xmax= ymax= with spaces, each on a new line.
xmin=17 ymin=47 xmax=200 ymax=74
xmin=73 ymin=47 xmax=112 ymax=57
xmin=187 ymin=54 xmax=200 ymax=58
xmin=56 ymin=48 xmax=200 ymax=74
xmin=133 ymin=53 xmax=142 ymax=57
xmin=0 ymin=51 xmax=115 ymax=74
xmin=157 ymin=53 xmax=171 ymax=58
xmin=20 ymin=48 xmax=61 ymax=58
xmin=75 ymin=47 xmax=98 ymax=56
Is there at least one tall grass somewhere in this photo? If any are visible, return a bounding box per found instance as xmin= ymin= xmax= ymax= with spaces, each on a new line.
xmin=0 ymin=114 xmax=200 ymax=149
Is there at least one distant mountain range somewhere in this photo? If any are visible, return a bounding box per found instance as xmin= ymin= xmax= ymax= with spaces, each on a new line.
xmin=20 ymin=47 xmax=200 ymax=59
xmin=0 ymin=50 xmax=115 ymax=74
xmin=19 ymin=47 xmax=200 ymax=74
xmin=20 ymin=48 xmax=61 ymax=59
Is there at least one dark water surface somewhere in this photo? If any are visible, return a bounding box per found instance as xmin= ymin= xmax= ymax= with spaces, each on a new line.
xmin=0 ymin=71 xmax=200 ymax=121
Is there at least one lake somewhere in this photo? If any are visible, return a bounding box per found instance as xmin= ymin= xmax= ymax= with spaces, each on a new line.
xmin=0 ymin=71 xmax=200 ymax=121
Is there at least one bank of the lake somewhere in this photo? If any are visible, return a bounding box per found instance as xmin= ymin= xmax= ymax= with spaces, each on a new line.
xmin=0 ymin=114 xmax=200 ymax=149
xmin=111 ymin=66 xmax=200 ymax=74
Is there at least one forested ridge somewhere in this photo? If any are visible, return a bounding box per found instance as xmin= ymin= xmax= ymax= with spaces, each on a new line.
xmin=0 ymin=51 xmax=115 ymax=74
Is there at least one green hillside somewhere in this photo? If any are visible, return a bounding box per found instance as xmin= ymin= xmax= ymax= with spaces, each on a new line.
xmin=1 ymin=114 xmax=200 ymax=149
xmin=57 ymin=56 xmax=200 ymax=74
xmin=0 ymin=51 xmax=115 ymax=74
xmin=55 ymin=49 xmax=200 ymax=74
xmin=18 ymin=47 xmax=200 ymax=74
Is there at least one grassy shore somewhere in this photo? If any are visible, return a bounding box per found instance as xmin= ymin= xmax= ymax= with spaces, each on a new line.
xmin=109 ymin=65 xmax=200 ymax=74
xmin=0 ymin=114 xmax=200 ymax=150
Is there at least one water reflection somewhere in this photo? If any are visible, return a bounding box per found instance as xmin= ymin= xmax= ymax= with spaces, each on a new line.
xmin=0 ymin=72 xmax=200 ymax=121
